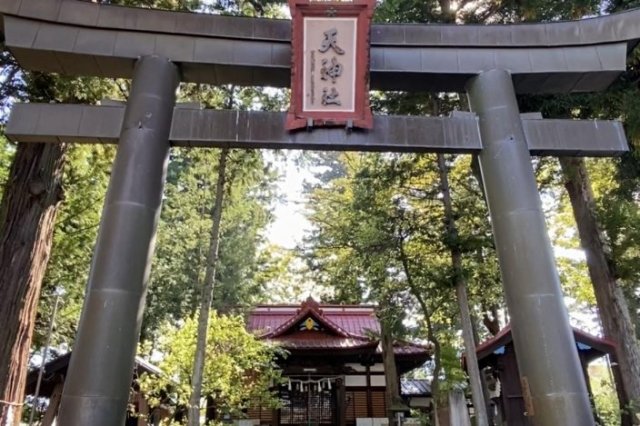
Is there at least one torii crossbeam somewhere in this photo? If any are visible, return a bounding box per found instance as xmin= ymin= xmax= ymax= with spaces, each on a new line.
xmin=2 ymin=1 xmax=639 ymax=425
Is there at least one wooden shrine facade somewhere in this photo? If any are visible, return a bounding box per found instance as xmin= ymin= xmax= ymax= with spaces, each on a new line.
xmin=244 ymin=298 xmax=431 ymax=426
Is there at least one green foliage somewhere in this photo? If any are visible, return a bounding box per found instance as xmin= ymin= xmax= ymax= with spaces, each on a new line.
xmin=590 ymin=364 xmax=621 ymax=426
xmin=18 ymin=74 xmax=127 ymax=347
xmin=253 ymin=245 xmax=318 ymax=303
xmin=0 ymin=133 xmax=16 ymax=201
xmin=138 ymin=313 xmax=282 ymax=421
xmin=108 ymin=0 xmax=288 ymax=18
xmin=374 ymin=0 xmax=444 ymax=24
xmin=374 ymin=0 xmax=600 ymax=24
xmin=451 ymin=0 xmax=599 ymax=23
xmin=0 ymin=3 xmax=636 ymax=422
xmin=303 ymin=148 xmax=502 ymax=404
xmin=36 ymin=145 xmax=116 ymax=347
xmin=105 ymin=0 xmax=201 ymax=11
xmin=143 ymin=147 xmax=277 ymax=339
xmin=304 ymin=151 xmax=501 ymax=314
xmin=198 ymin=0 xmax=287 ymax=17
xmin=606 ymin=0 xmax=640 ymax=12
xmin=0 ymin=46 xmax=285 ymax=355
xmin=435 ymin=343 xmax=468 ymax=399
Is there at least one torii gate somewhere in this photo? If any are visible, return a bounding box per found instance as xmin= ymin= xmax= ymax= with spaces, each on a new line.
xmin=1 ymin=0 xmax=639 ymax=425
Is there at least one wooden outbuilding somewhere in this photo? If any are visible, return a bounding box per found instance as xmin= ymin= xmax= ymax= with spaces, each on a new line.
xmin=473 ymin=325 xmax=617 ymax=426
xmin=24 ymin=352 xmax=168 ymax=425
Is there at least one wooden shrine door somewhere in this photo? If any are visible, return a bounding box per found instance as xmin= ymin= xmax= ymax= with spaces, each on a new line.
xmin=279 ymin=386 xmax=336 ymax=425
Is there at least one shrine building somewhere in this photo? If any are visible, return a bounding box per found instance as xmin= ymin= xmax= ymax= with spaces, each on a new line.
xmin=472 ymin=325 xmax=617 ymax=426
xmin=243 ymin=298 xmax=431 ymax=426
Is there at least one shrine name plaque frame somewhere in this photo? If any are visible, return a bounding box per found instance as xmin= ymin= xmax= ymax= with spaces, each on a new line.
xmin=286 ymin=0 xmax=375 ymax=130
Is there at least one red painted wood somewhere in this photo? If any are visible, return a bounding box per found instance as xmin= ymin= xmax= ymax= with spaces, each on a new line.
xmin=286 ymin=0 xmax=375 ymax=130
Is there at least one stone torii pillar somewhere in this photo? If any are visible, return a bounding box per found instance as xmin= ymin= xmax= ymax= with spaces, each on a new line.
xmin=56 ymin=55 xmax=179 ymax=425
xmin=468 ymin=69 xmax=593 ymax=425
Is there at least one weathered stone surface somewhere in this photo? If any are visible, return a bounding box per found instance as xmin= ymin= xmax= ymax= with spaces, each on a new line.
xmin=1 ymin=0 xmax=639 ymax=93
xmin=6 ymin=103 xmax=628 ymax=156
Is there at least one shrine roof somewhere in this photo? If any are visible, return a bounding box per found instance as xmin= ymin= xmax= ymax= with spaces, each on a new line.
xmin=401 ymin=379 xmax=432 ymax=397
xmin=24 ymin=351 xmax=160 ymax=398
xmin=248 ymin=299 xmax=431 ymax=359
xmin=475 ymin=324 xmax=617 ymax=364
xmin=392 ymin=342 xmax=433 ymax=356
xmin=248 ymin=298 xmax=380 ymax=339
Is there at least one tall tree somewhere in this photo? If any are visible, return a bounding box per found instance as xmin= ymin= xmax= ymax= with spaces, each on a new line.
xmin=560 ymin=156 xmax=640 ymax=424
xmin=437 ymin=153 xmax=489 ymax=426
xmin=303 ymin=150 xmax=499 ymax=423
xmin=0 ymin=141 xmax=66 ymax=426
xmin=35 ymin=144 xmax=115 ymax=347
xmin=0 ymin=2 xmax=278 ymax=424
xmin=188 ymin=148 xmax=229 ymax=426
xmin=0 ymin=63 xmax=120 ymax=424
xmin=378 ymin=305 xmax=406 ymax=425
xmin=467 ymin=1 xmax=640 ymax=422
xmin=142 ymin=145 xmax=277 ymax=338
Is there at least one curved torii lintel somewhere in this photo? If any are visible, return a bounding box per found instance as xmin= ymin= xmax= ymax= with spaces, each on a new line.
xmin=1 ymin=0 xmax=639 ymax=93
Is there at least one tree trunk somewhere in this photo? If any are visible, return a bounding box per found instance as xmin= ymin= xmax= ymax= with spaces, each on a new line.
xmin=437 ymin=154 xmax=489 ymax=426
xmin=404 ymin=276 xmax=440 ymax=425
xmin=188 ymin=148 xmax=229 ymax=426
xmin=560 ymin=156 xmax=640 ymax=426
xmin=0 ymin=142 xmax=66 ymax=426
xmin=482 ymin=306 xmax=501 ymax=337
xmin=626 ymin=294 xmax=640 ymax=341
xmin=449 ymin=389 xmax=472 ymax=426
xmin=380 ymin=320 xmax=403 ymax=425
xmin=137 ymin=392 xmax=150 ymax=426
xmin=424 ymin=308 xmax=442 ymax=426
xmin=41 ymin=381 xmax=63 ymax=426
xmin=400 ymin=243 xmax=441 ymax=426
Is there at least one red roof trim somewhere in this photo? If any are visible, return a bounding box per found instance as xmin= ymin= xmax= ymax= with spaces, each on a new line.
xmin=253 ymin=304 xmax=377 ymax=309
xmin=263 ymin=298 xmax=353 ymax=339
xmin=476 ymin=324 xmax=617 ymax=361
xmin=475 ymin=326 xmax=513 ymax=360
xmin=391 ymin=341 xmax=434 ymax=357
xmin=271 ymin=337 xmax=379 ymax=351
xmin=573 ymin=328 xmax=618 ymax=351
xmin=267 ymin=337 xmax=431 ymax=357
xmin=254 ymin=310 xmax=375 ymax=316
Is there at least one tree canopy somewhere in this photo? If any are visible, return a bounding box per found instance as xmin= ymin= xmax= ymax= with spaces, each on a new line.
xmin=138 ymin=313 xmax=283 ymax=421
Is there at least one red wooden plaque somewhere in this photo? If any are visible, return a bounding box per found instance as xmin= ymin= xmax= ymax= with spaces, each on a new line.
xmin=286 ymin=0 xmax=375 ymax=130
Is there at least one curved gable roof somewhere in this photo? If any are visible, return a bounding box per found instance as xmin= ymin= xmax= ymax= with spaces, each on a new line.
xmin=248 ymin=298 xmax=380 ymax=339
xmin=248 ymin=299 xmax=431 ymax=364
xmin=265 ymin=299 xmax=353 ymax=338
